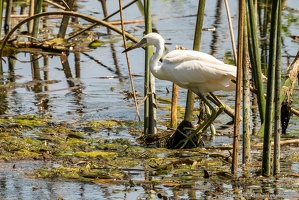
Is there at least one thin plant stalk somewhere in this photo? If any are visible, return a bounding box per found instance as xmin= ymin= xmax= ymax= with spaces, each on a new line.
xmin=247 ymin=0 xmax=266 ymax=123
xmin=224 ymin=0 xmax=250 ymax=166
xmin=44 ymin=0 xmax=66 ymax=9
xmin=57 ymin=0 xmax=75 ymax=38
xmin=28 ymin=0 xmax=35 ymax=33
xmin=193 ymin=0 xmax=216 ymax=136
xmin=144 ymin=0 xmax=156 ymax=134
xmin=232 ymin=0 xmax=245 ymax=175
xmin=4 ymin=0 xmax=12 ymax=34
xmin=143 ymin=0 xmax=150 ymax=134
xmin=32 ymin=0 xmax=43 ymax=39
xmin=185 ymin=0 xmax=206 ymax=123
xmin=262 ymin=0 xmax=280 ymax=177
xmin=0 ymin=0 xmax=3 ymax=38
xmin=119 ymin=0 xmax=141 ymax=121
xmin=192 ymin=0 xmax=205 ymax=77
xmin=223 ymin=0 xmax=237 ymax=63
xmin=273 ymin=0 xmax=282 ymax=175
xmin=242 ymin=18 xmax=251 ymax=166
xmin=0 ymin=1 xmax=3 ymax=74
xmin=251 ymin=93 xmax=258 ymax=136
xmin=170 ymin=83 xmax=178 ymax=129
xmin=31 ymin=0 xmax=43 ymax=81
xmin=184 ymin=92 xmax=194 ymax=122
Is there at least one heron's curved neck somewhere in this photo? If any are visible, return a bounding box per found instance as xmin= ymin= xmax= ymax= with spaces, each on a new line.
xmin=149 ymin=42 xmax=164 ymax=79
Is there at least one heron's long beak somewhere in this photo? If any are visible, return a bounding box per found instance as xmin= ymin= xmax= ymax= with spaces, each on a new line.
xmin=122 ymin=38 xmax=147 ymax=53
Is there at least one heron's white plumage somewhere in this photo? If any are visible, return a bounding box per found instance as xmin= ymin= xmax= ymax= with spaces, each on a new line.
xmin=124 ymin=33 xmax=237 ymax=95
xmin=161 ymin=50 xmax=236 ymax=93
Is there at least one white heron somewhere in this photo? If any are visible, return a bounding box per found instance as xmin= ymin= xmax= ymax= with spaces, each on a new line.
xmin=123 ymin=33 xmax=236 ymax=147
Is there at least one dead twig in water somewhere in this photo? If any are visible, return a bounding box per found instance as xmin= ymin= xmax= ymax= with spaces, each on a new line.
xmin=253 ymin=139 xmax=299 ymax=148
xmin=119 ymin=0 xmax=141 ymax=121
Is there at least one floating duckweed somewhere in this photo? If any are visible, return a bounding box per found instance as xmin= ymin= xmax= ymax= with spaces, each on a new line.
xmin=73 ymin=151 xmax=118 ymax=158
xmin=87 ymin=120 xmax=121 ymax=128
xmin=288 ymin=152 xmax=299 ymax=162
xmin=15 ymin=149 xmax=41 ymax=159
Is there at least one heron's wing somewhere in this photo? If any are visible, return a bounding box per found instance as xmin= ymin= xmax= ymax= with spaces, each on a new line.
xmin=161 ymin=50 xmax=237 ymax=93
xmin=164 ymin=50 xmax=225 ymax=66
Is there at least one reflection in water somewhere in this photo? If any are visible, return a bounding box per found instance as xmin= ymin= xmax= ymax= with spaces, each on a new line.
xmin=81 ymin=52 xmax=117 ymax=75
xmin=61 ymin=57 xmax=75 ymax=87
xmin=8 ymin=57 xmax=16 ymax=83
xmin=210 ymin=0 xmax=223 ymax=56
xmin=0 ymin=87 xmax=8 ymax=115
xmin=74 ymin=51 xmax=81 ymax=78
xmin=257 ymin=0 xmax=270 ymax=70
xmin=31 ymin=55 xmax=43 ymax=93
xmin=100 ymin=0 xmax=124 ymax=83
xmin=61 ymin=53 xmax=85 ymax=115
xmin=0 ymin=162 xmax=115 ymax=199
xmin=42 ymin=57 xmax=50 ymax=91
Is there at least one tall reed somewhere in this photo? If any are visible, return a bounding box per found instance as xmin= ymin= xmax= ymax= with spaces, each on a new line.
xmin=262 ymin=0 xmax=281 ymax=176
xmin=31 ymin=0 xmax=43 ymax=85
xmin=0 ymin=1 xmax=3 ymax=38
xmin=232 ymin=0 xmax=245 ymax=175
xmin=0 ymin=1 xmax=3 ymax=73
xmin=32 ymin=0 xmax=43 ymax=39
xmin=143 ymin=0 xmax=156 ymax=134
xmin=242 ymin=18 xmax=251 ymax=166
xmin=184 ymin=0 xmax=206 ymax=124
xmin=273 ymin=0 xmax=282 ymax=175
xmin=57 ymin=0 xmax=75 ymax=38
xmin=4 ymin=0 xmax=12 ymax=34
xmin=247 ymin=0 xmax=266 ymax=123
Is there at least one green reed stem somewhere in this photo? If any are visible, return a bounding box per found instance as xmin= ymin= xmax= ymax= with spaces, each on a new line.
xmin=32 ymin=0 xmax=43 ymax=39
xmin=262 ymin=0 xmax=280 ymax=177
xmin=273 ymin=0 xmax=282 ymax=176
xmin=4 ymin=0 xmax=12 ymax=34
xmin=144 ymin=0 xmax=156 ymax=134
xmin=184 ymin=0 xmax=206 ymax=122
xmin=57 ymin=0 xmax=75 ymax=38
xmin=0 ymin=0 xmax=3 ymax=38
xmin=247 ymin=0 xmax=266 ymax=123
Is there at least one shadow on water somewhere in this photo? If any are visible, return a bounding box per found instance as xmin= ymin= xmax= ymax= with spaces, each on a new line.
xmin=0 ymin=0 xmax=299 ymax=199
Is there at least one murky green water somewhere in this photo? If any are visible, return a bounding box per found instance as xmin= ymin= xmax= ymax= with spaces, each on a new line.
xmin=1 ymin=0 xmax=299 ymax=199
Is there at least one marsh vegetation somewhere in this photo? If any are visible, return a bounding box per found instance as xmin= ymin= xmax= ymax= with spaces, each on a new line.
xmin=0 ymin=0 xmax=299 ymax=199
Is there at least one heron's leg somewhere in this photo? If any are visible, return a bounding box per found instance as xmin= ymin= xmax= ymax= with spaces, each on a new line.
xmin=207 ymin=92 xmax=235 ymax=119
xmin=205 ymin=104 xmax=216 ymax=138
xmin=176 ymin=93 xmax=224 ymax=149
xmin=198 ymin=100 xmax=216 ymax=137
xmin=173 ymin=127 xmax=198 ymax=149
xmin=193 ymin=94 xmax=224 ymax=135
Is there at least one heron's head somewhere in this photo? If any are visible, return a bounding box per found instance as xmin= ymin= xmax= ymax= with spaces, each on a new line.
xmin=122 ymin=33 xmax=164 ymax=53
